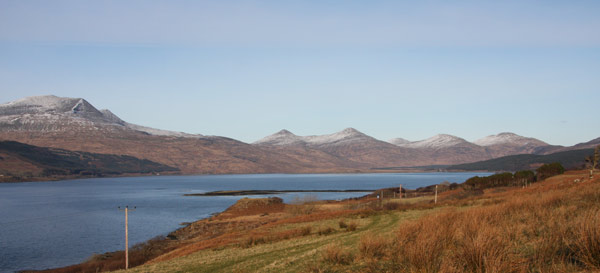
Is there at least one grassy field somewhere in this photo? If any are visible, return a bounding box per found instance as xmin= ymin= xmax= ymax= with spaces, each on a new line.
xmin=44 ymin=170 xmax=598 ymax=273
xmin=117 ymin=206 xmax=433 ymax=273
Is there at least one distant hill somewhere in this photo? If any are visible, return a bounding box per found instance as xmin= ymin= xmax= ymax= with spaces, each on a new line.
xmin=446 ymin=149 xmax=594 ymax=172
xmin=473 ymin=132 xmax=552 ymax=157
xmin=0 ymin=95 xmax=598 ymax=174
xmin=0 ymin=141 xmax=178 ymax=180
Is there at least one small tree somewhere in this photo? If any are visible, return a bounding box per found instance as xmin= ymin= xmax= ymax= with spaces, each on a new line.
xmin=536 ymin=162 xmax=565 ymax=181
xmin=515 ymin=170 xmax=535 ymax=185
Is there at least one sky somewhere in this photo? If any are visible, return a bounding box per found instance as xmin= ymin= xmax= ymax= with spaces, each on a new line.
xmin=0 ymin=0 xmax=599 ymax=146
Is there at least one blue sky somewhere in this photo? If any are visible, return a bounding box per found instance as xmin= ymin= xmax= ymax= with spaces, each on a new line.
xmin=0 ymin=0 xmax=599 ymax=146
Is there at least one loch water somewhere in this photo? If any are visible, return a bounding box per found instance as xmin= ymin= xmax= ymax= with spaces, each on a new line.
xmin=0 ymin=172 xmax=491 ymax=272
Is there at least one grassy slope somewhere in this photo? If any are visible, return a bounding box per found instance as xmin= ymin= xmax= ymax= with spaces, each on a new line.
xmin=113 ymin=170 xmax=600 ymax=273
xmin=0 ymin=141 xmax=178 ymax=179
xmin=119 ymin=209 xmax=429 ymax=273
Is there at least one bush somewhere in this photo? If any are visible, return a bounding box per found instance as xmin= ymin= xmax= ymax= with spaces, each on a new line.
xmin=536 ymin=162 xmax=565 ymax=181
xmin=574 ymin=210 xmax=600 ymax=269
xmin=359 ymin=234 xmax=388 ymax=259
xmin=318 ymin=227 xmax=335 ymax=236
xmin=322 ymin=244 xmax=354 ymax=265
xmin=346 ymin=222 xmax=357 ymax=232
xmin=383 ymin=202 xmax=401 ymax=210
xmin=300 ymin=226 xmax=312 ymax=236
xmin=240 ymin=235 xmax=268 ymax=248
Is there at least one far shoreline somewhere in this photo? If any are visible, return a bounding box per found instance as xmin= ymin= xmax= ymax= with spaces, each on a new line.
xmin=0 ymin=168 xmax=491 ymax=184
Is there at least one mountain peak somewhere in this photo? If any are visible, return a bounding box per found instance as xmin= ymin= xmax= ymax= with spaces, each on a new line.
xmin=402 ymin=134 xmax=468 ymax=148
xmin=253 ymin=129 xmax=303 ymax=145
xmin=254 ymin=128 xmax=373 ymax=146
xmin=341 ymin=127 xmax=360 ymax=134
xmin=0 ymin=95 xmax=204 ymax=138
xmin=1 ymin=95 xmax=107 ymax=120
xmin=9 ymin=95 xmax=81 ymax=109
xmin=275 ymin=129 xmax=295 ymax=136
xmin=388 ymin=137 xmax=411 ymax=145
xmin=474 ymin=132 xmax=548 ymax=147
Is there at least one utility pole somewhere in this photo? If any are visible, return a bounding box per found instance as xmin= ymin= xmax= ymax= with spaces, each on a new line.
xmin=399 ymin=185 xmax=402 ymax=199
xmin=118 ymin=206 xmax=136 ymax=270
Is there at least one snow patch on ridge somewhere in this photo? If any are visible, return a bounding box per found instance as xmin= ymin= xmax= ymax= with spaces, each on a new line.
xmin=303 ymin=128 xmax=369 ymax=145
xmin=254 ymin=128 xmax=372 ymax=146
xmin=388 ymin=138 xmax=411 ymax=145
xmin=474 ymin=132 xmax=548 ymax=147
xmin=0 ymin=95 xmax=203 ymax=138
xmin=396 ymin=134 xmax=469 ymax=149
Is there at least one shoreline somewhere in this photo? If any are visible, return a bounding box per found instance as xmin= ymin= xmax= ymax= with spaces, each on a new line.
xmin=0 ymin=169 xmax=487 ymax=184
xmin=20 ymin=189 xmax=380 ymax=273
xmin=184 ymin=189 xmax=374 ymax=196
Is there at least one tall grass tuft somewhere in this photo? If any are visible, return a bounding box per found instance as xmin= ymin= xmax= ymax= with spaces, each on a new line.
xmin=359 ymin=234 xmax=389 ymax=259
xmin=321 ymin=244 xmax=354 ymax=265
xmin=574 ymin=210 xmax=600 ymax=269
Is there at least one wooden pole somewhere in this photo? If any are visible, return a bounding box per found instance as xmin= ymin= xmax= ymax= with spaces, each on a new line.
xmin=399 ymin=185 xmax=402 ymax=199
xmin=435 ymin=185 xmax=438 ymax=204
xmin=125 ymin=207 xmax=128 ymax=269
xmin=119 ymin=206 xmax=135 ymax=270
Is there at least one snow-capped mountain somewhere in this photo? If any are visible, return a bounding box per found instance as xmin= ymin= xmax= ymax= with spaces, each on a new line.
xmin=252 ymin=129 xmax=305 ymax=146
xmin=393 ymin=134 xmax=471 ymax=149
xmin=473 ymin=132 xmax=550 ymax=157
xmin=387 ymin=134 xmax=492 ymax=163
xmin=474 ymin=132 xmax=548 ymax=147
xmin=388 ymin=138 xmax=410 ymax=146
xmin=254 ymin=128 xmax=375 ymax=147
xmin=1 ymin=95 xmax=595 ymax=174
xmin=253 ymin=128 xmax=444 ymax=167
xmin=0 ymin=95 xmax=201 ymax=138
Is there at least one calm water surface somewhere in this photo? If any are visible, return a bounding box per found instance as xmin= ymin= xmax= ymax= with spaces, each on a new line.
xmin=0 ymin=172 xmax=490 ymax=272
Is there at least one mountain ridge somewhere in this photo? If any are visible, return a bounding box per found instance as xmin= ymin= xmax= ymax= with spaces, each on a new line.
xmin=0 ymin=95 xmax=597 ymax=174
xmin=0 ymin=95 xmax=202 ymax=138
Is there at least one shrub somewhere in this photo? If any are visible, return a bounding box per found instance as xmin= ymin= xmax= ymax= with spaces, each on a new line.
xmin=514 ymin=170 xmax=535 ymax=182
xmin=338 ymin=220 xmax=347 ymax=229
xmin=574 ymin=210 xmax=600 ymax=269
xmin=240 ymin=235 xmax=268 ymax=248
xmin=300 ymin=226 xmax=312 ymax=236
xmin=322 ymin=244 xmax=354 ymax=265
xmin=536 ymin=162 xmax=565 ymax=181
xmin=383 ymin=202 xmax=401 ymax=210
xmin=452 ymin=223 xmax=517 ymax=273
xmin=346 ymin=222 xmax=357 ymax=232
xmin=318 ymin=227 xmax=335 ymax=236
xmin=393 ymin=211 xmax=456 ymax=272
xmin=359 ymin=234 xmax=388 ymax=259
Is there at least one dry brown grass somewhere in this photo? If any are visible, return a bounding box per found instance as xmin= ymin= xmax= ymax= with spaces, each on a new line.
xmin=317 ymin=226 xmax=335 ymax=235
xmin=32 ymin=236 xmax=176 ymax=273
xmin=311 ymin=171 xmax=600 ymax=273
xmin=345 ymin=222 xmax=358 ymax=232
xmin=573 ymin=209 xmax=600 ymax=269
xmin=359 ymin=234 xmax=389 ymax=259
xmin=321 ymin=244 xmax=354 ymax=265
